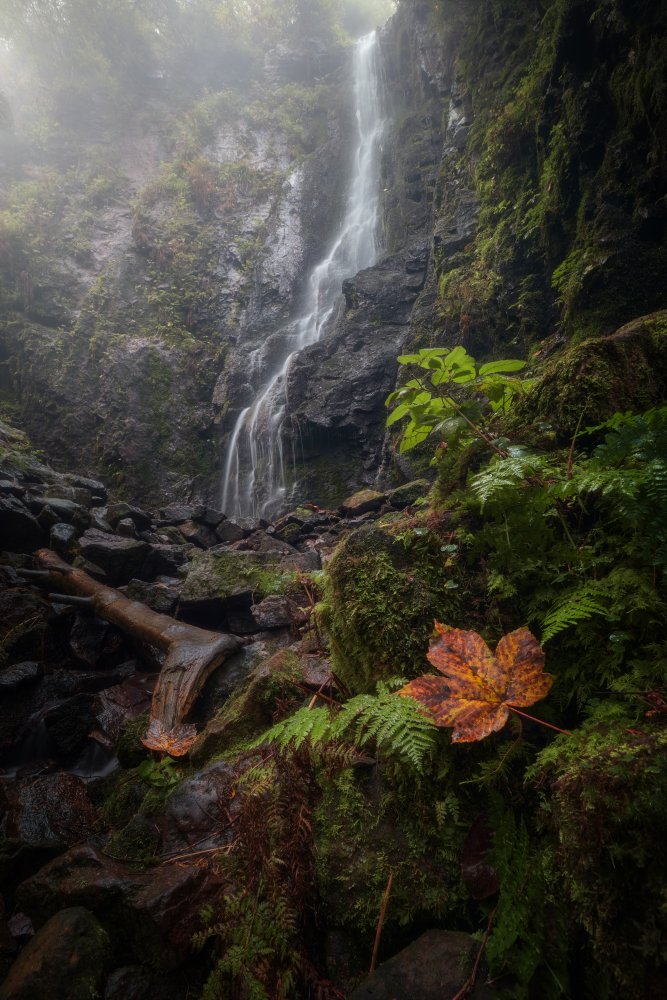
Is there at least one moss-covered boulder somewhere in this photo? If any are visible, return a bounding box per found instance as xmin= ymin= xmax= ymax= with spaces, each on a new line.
xmin=0 ymin=907 xmax=111 ymax=1000
xmin=320 ymin=523 xmax=459 ymax=693
xmin=180 ymin=548 xmax=317 ymax=614
xmin=523 ymin=311 xmax=667 ymax=436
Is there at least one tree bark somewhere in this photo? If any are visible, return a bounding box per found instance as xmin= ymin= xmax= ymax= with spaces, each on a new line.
xmin=34 ymin=549 xmax=241 ymax=736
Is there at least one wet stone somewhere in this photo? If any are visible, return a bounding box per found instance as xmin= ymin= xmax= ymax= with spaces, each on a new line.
xmin=0 ymin=906 xmax=111 ymax=1000
xmin=49 ymin=522 xmax=79 ymax=558
xmin=0 ymin=662 xmax=43 ymax=690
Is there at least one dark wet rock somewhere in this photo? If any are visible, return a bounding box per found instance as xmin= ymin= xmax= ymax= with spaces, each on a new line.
xmin=0 ymin=662 xmax=42 ymax=690
xmin=49 ymin=522 xmax=79 ymax=558
xmin=43 ymin=694 xmax=96 ymax=757
xmin=78 ymin=530 xmax=149 ymax=586
xmin=16 ymin=846 xmax=144 ymax=926
xmin=251 ymin=594 xmax=295 ymax=629
xmin=0 ymin=498 xmax=45 ymax=553
xmin=273 ymin=521 xmax=302 ymax=545
xmin=177 ymin=520 xmax=219 ymax=548
xmin=93 ymin=675 xmax=156 ymax=745
xmin=126 ymin=578 xmax=180 ymax=615
xmin=104 ymin=966 xmax=152 ymax=1000
xmin=158 ymin=504 xmax=205 ymax=525
xmin=0 ymin=590 xmax=52 ymax=662
xmin=126 ymin=864 xmax=211 ymax=968
xmin=162 ymin=758 xmax=255 ymax=855
xmin=0 ymin=479 xmax=24 ymax=498
xmin=0 ymin=906 xmax=112 ymax=1000
xmin=349 ymin=930 xmax=489 ymax=1000
xmin=105 ymin=503 xmax=152 ymax=532
xmin=27 ymin=496 xmax=89 ymax=530
xmin=214 ymin=519 xmax=246 ymax=544
xmin=90 ymin=509 xmax=113 ymax=533
xmin=64 ymin=474 xmax=107 ymax=504
xmin=2 ymin=774 xmax=98 ymax=848
xmin=69 ymin=614 xmax=125 ymax=669
xmin=341 ymin=489 xmax=387 ymax=515
xmin=142 ymin=542 xmax=191 ymax=579
xmin=116 ymin=517 xmax=138 ymax=538
xmin=386 ymin=479 xmax=430 ymax=509
xmin=231 ymin=530 xmax=298 ymax=555
xmin=194 ymin=506 xmax=226 ymax=529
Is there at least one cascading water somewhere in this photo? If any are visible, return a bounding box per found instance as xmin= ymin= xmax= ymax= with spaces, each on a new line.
xmin=221 ymin=31 xmax=384 ymax=519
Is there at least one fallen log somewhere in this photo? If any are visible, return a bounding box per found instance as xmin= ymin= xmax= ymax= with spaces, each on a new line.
xmin=34 ymin=549 xmax=242 ymax=749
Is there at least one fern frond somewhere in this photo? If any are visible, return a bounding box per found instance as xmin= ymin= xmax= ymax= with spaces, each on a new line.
xmin=541 ymin=592 xmax=608 ymax=642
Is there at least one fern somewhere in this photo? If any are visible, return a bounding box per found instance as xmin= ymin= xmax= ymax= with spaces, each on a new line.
xmin=253 ymin=684 xmax=437 ymax=772
xmin=541 ymin=591 xmax=609 ymax=642
xmin=469 ymin=448 xmax=555 ymax=509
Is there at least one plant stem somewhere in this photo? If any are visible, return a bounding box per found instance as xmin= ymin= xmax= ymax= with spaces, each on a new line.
xmin=369 ymin=871 xmax=393 ymax=974
xmin=508 ymin=706 xmax=571 ymax=736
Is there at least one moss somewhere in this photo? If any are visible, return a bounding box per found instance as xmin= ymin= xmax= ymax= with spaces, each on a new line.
xmin=191 ymin=650 xmax=304 ymax=763
xmin=320 ymin=522 xmax=460 ymax=693
xmin=313 ymin=762 xmax=468 ymax=967
xmin=529 ymin=710 xmax=667 ymax=998
xmin=521 ymin=310 xmax=667 ymax=435
xmin=181 ymin=550 xmax=298 ymax=604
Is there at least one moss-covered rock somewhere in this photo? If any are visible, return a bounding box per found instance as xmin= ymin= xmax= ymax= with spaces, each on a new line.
xmin=523 ymin=311 xmax=667 ymax=435
xmin=320 ymin=523 xmax=460 ymax=693
xmin=529 ymin=714 xmax=667 ymax=998
xmin=180 ymin=549 xmax=309 ymax=610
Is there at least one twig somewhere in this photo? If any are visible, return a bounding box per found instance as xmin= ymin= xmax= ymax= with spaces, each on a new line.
xmin=47 ymin=593 xmax=95 ymax=608
xmin=306 ymin=675 xmax=337 ymax=709
xmin=369 ymin=870 xmax=393 ymax=974
xmin=451 ymin=904 xmax=498 ymax=1000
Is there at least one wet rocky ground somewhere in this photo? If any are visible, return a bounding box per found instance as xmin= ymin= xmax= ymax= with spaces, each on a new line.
xmin=0 ymin=425 xmax=440 ymax=998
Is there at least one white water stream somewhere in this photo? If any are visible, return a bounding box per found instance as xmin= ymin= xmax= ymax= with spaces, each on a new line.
xmin=221 ymin=32 xmax=384 ymax=519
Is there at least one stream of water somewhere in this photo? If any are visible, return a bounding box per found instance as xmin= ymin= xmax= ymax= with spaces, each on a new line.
xmin=221 ymin=31 xmax=384 ymax=519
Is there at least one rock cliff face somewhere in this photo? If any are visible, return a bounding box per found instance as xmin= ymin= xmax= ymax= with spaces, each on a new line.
xmin=1 ymin=0 xmax=667 ymax=511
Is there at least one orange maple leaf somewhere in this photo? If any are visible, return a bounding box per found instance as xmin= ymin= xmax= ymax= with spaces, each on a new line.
xmin=399 ymin=622 xmax=552 ymax=743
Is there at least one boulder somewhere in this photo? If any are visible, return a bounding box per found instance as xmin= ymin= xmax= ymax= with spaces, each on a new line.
xmin=93 ymin=674 xmax=156 ymax=744
xmin=180 ymin=549 xmax=318 ymax=614
xmin=142 ymin=542 xmax=191 ymax=578
xmin=214 ymin=519 xmax=246 ymax=544
xmin=177 ymin=520 xmax=219 ymax=548
xmin=16 ymin=845 xmax=144 ymax=926
xmin=341 ymin=489 xmax=387 ymax=515
xmin=349 ymin=930 xmax=489 ymax=1000
xmin=2 ymin=774 xmax=98 ymax=849
xmin=158 ymin=504 xmax=205 ymax=525
xmin=126 ymin=578 xmax=180 ymax=615
xmin=49 ymin=522 xmax=79 ymax=558
xmin=28 ymin=496 xmax=89 ymax=529
xmin=125 ymin=864 xmax=211 ymax=967
xmin=0 ymin=907 xmax=112 ymax=1000
xmin=162 ymin=758 xmax=254 ymax=855
xmin=116 ymin=518 xmax=138 ymax=539
xmin=105 ymin=503 xmax=152 ymax=531
xmin=231 ymin=530 xmax=298 ymax=555
xmin=43 ymin=694 xmax=96 ymax=756
xmin=386 ymin=479 xmax=429 ymax=509
xmin=78 ymin=530 xmax=149 ymax=586
xmin=251 ymin=594 xmax=294 ymax=629
xmin=0 ymin=662 xmax=42 ymax=691
xmin=104 ymin=966 xmax=152 ymax=1000
xmin=193 ymin=506 xmax=226 ymax=529
xmin=0 ymin=498 xmax=45 ymax=553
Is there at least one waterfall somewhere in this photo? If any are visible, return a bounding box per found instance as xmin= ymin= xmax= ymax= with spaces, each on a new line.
xmin=221 ymin=31 xmax=384 ymax=519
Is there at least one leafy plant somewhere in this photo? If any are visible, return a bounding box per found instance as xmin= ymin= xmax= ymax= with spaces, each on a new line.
xmin=386 ymin=346 xmax=531 ymax=454
xmin=136 ymin=755 xmax=182 ymax=789
xmin=400 ymin=623 xmax=555 ymax=742
xmin=254 ymin=680 xmax=437 ymax=772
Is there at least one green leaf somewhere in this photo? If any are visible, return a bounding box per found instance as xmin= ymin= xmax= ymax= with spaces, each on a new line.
xmin=478 ymin=359 xmax=527 ymax=375
xmin=400 ymin=422 xmax=433 ymax=452
xmin=386 ymin=402 xmax=410 ymax=427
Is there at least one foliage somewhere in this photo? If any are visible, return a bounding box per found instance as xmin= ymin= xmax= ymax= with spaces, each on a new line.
xmin=400 ymin=623 xmax=552 ymax=742
xmin=255 ymin=679 xmax=438 ymax=772
xmin=386 ymin=346 xmax=530 ymax=454
xmin=320 ymin=522 xmax=462 ymax=692
xmin=135 ymin=755 xmax=182 ymax=788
